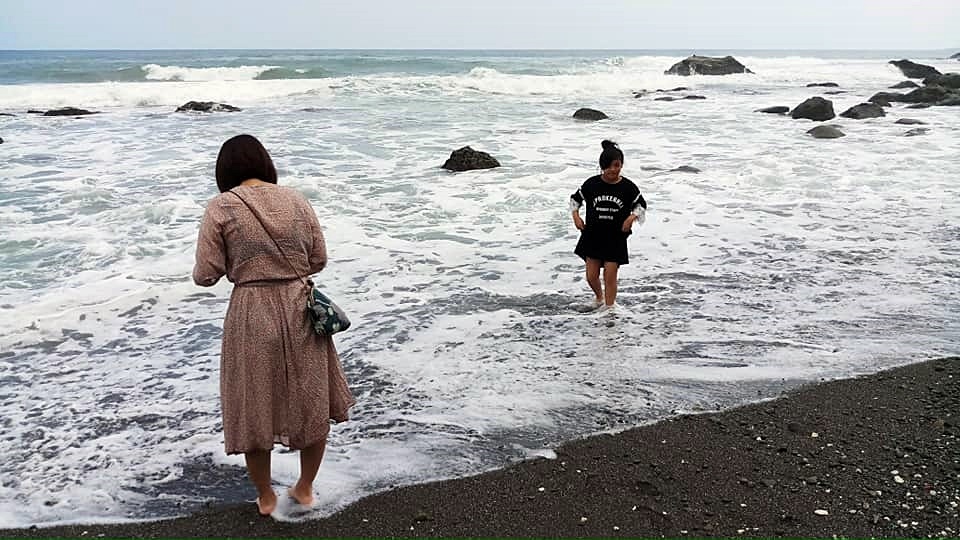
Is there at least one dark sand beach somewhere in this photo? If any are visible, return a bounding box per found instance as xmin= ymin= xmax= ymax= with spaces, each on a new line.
xmin=5 ymin=357 xmax=958 ymax=538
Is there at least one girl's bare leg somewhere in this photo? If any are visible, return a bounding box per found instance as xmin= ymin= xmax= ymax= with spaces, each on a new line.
xmin=602 ymin=262 xmax=619 ymax=306
xmin=289 ymin=439 xmax=326 ymax=506
xmin=244 ymin=449 xmax=276 ymax=515
xmin=585 ymin=258 xmax=603 ymax=303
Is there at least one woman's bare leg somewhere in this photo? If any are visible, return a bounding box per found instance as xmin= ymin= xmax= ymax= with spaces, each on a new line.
xmin=602 ymin=262 xmax=620 ymax=306
xmin=289 ymin=439 xmax=326 ymax=506
xmin=244 ymin=450 xmax=276 ymax=515
xmin=585 ymin=258 xmax=603 ymax=303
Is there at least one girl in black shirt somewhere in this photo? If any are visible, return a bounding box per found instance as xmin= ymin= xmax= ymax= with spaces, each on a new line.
xmin=570 ymin=140 xmax=646 ymax=310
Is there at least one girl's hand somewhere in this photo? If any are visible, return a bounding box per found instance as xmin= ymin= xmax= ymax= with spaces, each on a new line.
xmin=621 ymin=216 xmax=635 ymax=232
xmin=573 ymin=214 xmax=585 ymax=231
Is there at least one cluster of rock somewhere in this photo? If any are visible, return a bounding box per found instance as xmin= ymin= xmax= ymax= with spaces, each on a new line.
xmin=753 ymin=58 xmax=957 ymax=139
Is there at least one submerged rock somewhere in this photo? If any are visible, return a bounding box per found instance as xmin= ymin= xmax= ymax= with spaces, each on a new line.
xmin=807 ymin=125 xmax=845 ymax=139
xmin=441 ymin=146 xmax=501 ymax=172
xmin=894 ymin=118 xmax=926 ymax=125
xmin=890 ymin=80 xmax=919 ymax=89
xmin=665 ymin=55 xmax=753 ymax=76
xmin=682 ymin=95 xmax=707 ymax=100
xmin=806 ymin=82 xmax=839 ymax=87
xmin=904 ymin=127 xmax=930 ymax=136
xmin=175 ymin=101 xmax=241 ymax=113
xmin=670 ymin=165 xmax=701 ymax=173
xmin=791 ymin=97 xmax=835 ymax=121
xmin=42 ymin=107 xmax=98 ymax=116
xmin=572 ymin=108 xmax=608 ymax=121
xmin=839 ymin=103 xmax=886 ymax=119
xmin=889 ymin=59 xmax=941 ymax=79
xmin=756 ymin=106 xmax=789 ymax=114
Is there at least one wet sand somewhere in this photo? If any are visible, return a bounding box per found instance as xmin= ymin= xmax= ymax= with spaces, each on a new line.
xmin=5 ymin=356 xmax=958 ymax=538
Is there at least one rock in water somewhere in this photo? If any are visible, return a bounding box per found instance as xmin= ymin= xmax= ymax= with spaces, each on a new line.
xmin=572 ymin=108 xmax=608 ymax=121
xmin=807 ymin=126 xmax=845 ymax=139
xmin=894 ymin=118 xmax=926 ymax=125
xmin=889 ymin=80 xmax=919 ymax=89
xmin=905 ymin=127 xmax=930 ymax=136
xmin=839 ymin=103 xmax=886 ymax=119
xmin=42 ymin=107 xmax=97 ymax=116
xmin=806 ymin=82 xmax=839 ymax=87
xmin=756 ymin=106 xmax=789 ymax=114
xmin=441 ymin=146 xmax=501 ymax=172
xmin=175 ymin=101 xmax=241 ymax=113
xmin=791 ymin=97 xmax=835 ymax=121
xmin=922 ymin=73 xmax=960 ymax=89
xmin=665 ymin=55 xmax=753 ymax=76
xmin=889 ymin=59 xmax=941 ymax=79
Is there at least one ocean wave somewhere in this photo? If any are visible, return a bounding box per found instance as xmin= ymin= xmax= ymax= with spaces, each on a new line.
xmin=254 ymin=67 xmax=330 ymax=80
xmin=140 ymin=64 xmax=280 ymax=82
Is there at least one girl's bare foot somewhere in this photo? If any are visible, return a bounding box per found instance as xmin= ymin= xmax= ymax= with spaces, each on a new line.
xmin=255 ymin=491 xmax=278 ymax=516
xmin=287 ymin=485 xmax=315 ymax=507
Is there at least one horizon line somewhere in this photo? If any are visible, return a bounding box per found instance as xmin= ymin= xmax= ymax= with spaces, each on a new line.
xmin=2 ymin=46 xmax=958 ymax=52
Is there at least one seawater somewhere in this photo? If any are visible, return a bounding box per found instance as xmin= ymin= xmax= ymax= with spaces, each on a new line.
xmin=0 ymin=49 xmax=958 ymax=527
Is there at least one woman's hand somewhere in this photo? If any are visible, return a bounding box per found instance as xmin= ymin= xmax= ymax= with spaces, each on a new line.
xmin=573 ymin=214 xmax=585 ymax=231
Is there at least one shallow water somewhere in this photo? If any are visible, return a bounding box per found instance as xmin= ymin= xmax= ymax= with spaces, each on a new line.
xmin=0 ymin=49 xmax=958 ymax=527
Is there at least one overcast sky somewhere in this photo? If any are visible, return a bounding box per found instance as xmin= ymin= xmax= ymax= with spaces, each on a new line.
xmin=1 ymin=0 xmax=957 ymax=50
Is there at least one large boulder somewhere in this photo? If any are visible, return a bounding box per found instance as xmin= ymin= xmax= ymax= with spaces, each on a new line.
xmin=889 ymin=59 xmax=941 ymax=79
xmin=807 ymin=126 xmax=845 ymax=139
xmin=572 ymin=108 xmax=608 ymax=121
xmin=839 ymin=103 xmax=886 ymax=119
xmin=922 ymin=73 xmax=960 ymax=89
xmin=42 ymin=107 xmax=97 ymax=116
xmin=441 ymin=146 xmax=501 ymax=172
xmin=756 ymin=106 xmax=789 ymax=114
xmin=665 ymin=55 xmax=753 ymax=76
xmin=890 ymin=80 xmax=919 ymax=89
xmin=901 ymin=85 xmax=953 ymax=103
xmin=791 ymin=97 xmax=835 ymax=121
xmin=175 ymin=101 xmax=241 ymax=113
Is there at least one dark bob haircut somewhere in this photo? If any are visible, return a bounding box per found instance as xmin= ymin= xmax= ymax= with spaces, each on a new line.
xmin=215 ymin=134 xmax=278 ymax=193
xmin=598 ymin=139 xmax=624 ymax=170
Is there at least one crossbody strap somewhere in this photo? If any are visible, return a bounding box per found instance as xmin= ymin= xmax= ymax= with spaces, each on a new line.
xmin=229 ymin=189 xmax=309 ymax=287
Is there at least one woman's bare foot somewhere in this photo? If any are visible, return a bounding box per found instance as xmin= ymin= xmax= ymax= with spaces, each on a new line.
xmin=287 ymin=485 xmax=315 ymax=507
xmin=255 ymin=491 xmax=278 ymax=516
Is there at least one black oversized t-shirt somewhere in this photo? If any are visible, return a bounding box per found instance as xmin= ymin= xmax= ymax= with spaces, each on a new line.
xmin=571 ymin=175 xmax=646 ymax=233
